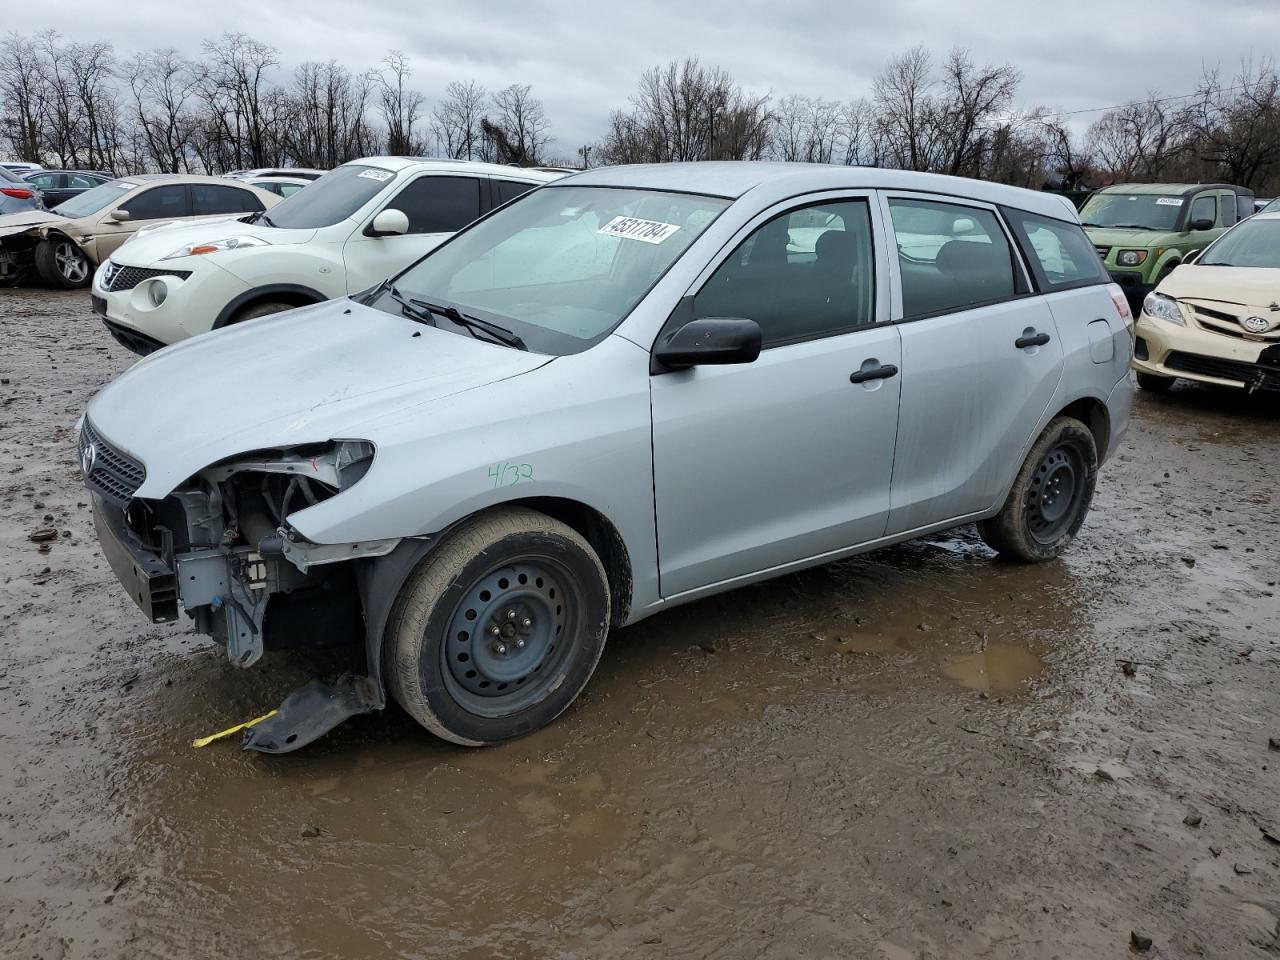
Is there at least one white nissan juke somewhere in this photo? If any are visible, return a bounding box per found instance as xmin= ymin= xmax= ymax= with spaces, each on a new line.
xmin=91 ymin=158 xmax=562 ymax=355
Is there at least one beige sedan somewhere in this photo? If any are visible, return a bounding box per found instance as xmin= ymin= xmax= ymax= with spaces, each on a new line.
xmin=1132 ymin=212 xmax=1280 ymax=394
xmin=0 ymin=174 xmax=278 ymax=289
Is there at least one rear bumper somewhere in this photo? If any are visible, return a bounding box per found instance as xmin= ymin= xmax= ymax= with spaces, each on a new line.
xmin=90 ymin=494 xmax=179 ymax=623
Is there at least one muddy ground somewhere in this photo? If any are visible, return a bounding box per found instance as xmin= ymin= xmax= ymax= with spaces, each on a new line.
xmin=1 ymin=288 xmax=1277 ymax=960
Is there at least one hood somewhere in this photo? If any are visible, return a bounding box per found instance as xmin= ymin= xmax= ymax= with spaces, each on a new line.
xmin=1084 ymin=226 xmax=1181 ymax=248
xmin=1158 ymin=265 xmax=1280 ymax=308
xmin=85 ymin=299 xmax=552 ymax=498
xmin=111 ymin=215 xmax=318 ymax=267
xmin=0 ymin=210 xmax=64 ymax=238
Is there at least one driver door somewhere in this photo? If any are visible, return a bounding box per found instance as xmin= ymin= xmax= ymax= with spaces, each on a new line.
xmin=650 ymin=194 xmax=901 ymax=598
xmin=342 ymin=174 xmax=484 ymax=292
xmin=96 ymin=184 xmax=191 ymax=259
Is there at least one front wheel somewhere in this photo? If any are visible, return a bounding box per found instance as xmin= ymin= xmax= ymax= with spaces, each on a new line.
xmin=385 ymin=507 xmax=610 ymax=745
xmin=978 ymin=416 xmax=1098 ymax=562
xmin=34 ymin=238 xmax=91 ymax=289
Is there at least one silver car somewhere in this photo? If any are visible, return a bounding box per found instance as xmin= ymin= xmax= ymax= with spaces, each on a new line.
xmin=80 ymin=162 xmax=1133 ymax=752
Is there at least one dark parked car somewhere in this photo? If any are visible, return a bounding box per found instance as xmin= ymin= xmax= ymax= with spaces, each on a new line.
xmin=24 ymin=169 xmax=114 ymax=208
xmin=0 ymin=166 xmax=42 ymax=214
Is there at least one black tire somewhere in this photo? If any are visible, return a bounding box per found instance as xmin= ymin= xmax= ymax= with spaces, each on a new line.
xmin=1136 ymin=371 xmax=1175 ymax=392
xmin=978 ymin=416 xmax=1098 ymax=563
xmin=34 ymin=237 xmax=91 ymax=289
xmin=230 ymin=301 xmax=293 ymax=324
xmin=385 ymin=507 xmax=610 ymax=746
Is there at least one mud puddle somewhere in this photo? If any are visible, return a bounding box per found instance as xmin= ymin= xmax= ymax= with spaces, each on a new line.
xmin=2 ymin=291 xmax=1279 ymax=959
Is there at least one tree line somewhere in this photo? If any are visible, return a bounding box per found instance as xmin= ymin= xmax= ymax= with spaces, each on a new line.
xmin=4 ymin=30 xmax=1280 ymax=196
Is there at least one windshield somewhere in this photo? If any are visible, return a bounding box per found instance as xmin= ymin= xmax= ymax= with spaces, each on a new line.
xmin=263 ymin=163 xmax=394 ymax=229
xmin=1199 ymin=219 xmax=1280 ymax=268
xmin=51 ymin=180 xmax=136 ymax=218
xmin=1261 ymin=198 xmax=1280 ymax=215
xmin=1079 ymin=192 xmax=1184 ymax=231
xmin=387 ymin=186 xmax=730 ymax=354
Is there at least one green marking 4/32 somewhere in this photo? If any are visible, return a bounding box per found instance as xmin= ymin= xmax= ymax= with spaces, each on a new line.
xmin=487 ymin=461 xmax=534 ymax=488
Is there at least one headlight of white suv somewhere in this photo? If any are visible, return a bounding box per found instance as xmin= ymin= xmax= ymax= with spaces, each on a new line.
xmin=1142 ymin=291 xmax=1185 ymax=325
xmin=162 ymin=236 xmax=270 ymax=260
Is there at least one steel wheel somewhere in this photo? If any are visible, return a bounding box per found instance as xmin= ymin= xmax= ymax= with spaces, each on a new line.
xmin=1024 ymin=442 xmax=1086 ymax=545
xmin=443 ymin=558 xmax=579 ymax=717
xmin=54 ymin=241 xmax=88 ymax=284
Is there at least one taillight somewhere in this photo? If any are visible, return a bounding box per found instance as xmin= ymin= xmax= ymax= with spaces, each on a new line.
xmin=0 ymin=187 xmax=33 ymax=200
xmin=1107 ymin=282 xmax=1132 ymax=329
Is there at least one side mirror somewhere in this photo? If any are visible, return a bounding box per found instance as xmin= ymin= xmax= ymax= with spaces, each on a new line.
xmin=367 ymin=208 xmax=409 ymax=236
xmin=1189 ymin=217 xmax=1214 ymax=231
xmin=653 ymin=317 xmax=762 ymax=370
xmin=109 ymin=209 xmax=130 ymax=222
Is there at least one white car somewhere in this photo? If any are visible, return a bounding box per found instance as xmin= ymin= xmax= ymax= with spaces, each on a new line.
xmin=225 ymin=167 xmax=326 ymax=181
xmin=91 ymin=158 xmax=562 ymax=355
xmin=248 ymin=175 xmax=311 ymax=199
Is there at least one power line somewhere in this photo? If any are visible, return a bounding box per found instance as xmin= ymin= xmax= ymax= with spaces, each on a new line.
xmin=1042 ymin=83 xmax=1252 ymax=120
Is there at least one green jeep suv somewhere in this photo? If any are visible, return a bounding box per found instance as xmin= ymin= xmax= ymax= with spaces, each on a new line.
xmin=1081 ymin=183 xmax=1254 ymax=308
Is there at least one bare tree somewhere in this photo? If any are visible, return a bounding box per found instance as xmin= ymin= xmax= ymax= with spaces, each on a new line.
xmin=1088 ymin=95 xmax=1191 ymax=181
xmin=0 ymin=32 xmax=47 ymax=162
xmin=125 ymin=50 xmax=201 ymax=172
xmin=873 ymin=45 xmax=941 ymax=171
xmin=935 ymin=48 xmax=1020 ymax=177
xmin=1189 ymin=60 xmax=1280 ymax=190
xmin=432 ymin=80 xmax=486 ymax=160
xmin=484 ymin=83 xmax=551 ymax=164
xmin=199 ymin=33 xmax=282 ymax=170
xmin=378 ymin=52 xmax=425 ymax=156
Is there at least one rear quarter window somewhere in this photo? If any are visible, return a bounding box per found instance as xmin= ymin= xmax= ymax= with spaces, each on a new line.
xmin=1002 ymin=208 xmax=1108 ymax=291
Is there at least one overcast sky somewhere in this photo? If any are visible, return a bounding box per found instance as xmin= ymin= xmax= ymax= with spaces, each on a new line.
xmin=17 ymin=0 xmax=1280 ymax=160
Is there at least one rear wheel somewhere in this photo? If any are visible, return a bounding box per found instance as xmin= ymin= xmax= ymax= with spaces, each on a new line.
xmin=1136 ymin=371 xmax=1174 ymax=392
xmin=34 ymin=238 xmax=91 ymax=289
xmin=385 ymin=507 xmax=610 ymax=745
xmin=978 ymin=416 xmax=1098 ymax=562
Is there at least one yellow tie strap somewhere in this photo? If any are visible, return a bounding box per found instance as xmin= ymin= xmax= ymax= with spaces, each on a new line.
xmin=192 ymin=710 xmax=279 ymax=748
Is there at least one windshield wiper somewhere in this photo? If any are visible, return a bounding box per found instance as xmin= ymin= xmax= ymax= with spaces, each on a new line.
xmin=1109 ymin=224 xmax=1152 ymax=230
xmin=411 ymin=297 xmax=527 ymax=351
xmin=385 ymin=284 xmax=437 ymax=326
xmin=260 ymin=212 xmax=278 ymax=228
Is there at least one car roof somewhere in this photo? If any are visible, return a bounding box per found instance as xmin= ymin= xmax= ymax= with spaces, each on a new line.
xmin=27 ymin=169 xmax=112 ymax=177
xmin=1100 ymin=182 xmax=1252 ymax=196
xmin=344 ymin=156 xmax=565 ymax=182
xmin=554 ymin=161 xmax=1081 ymax=222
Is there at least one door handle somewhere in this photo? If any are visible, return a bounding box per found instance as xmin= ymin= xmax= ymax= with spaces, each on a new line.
xmin=849 ymin=363 xmax=899 ymax=384
xmin=1016 ymin=332 xmax=1051 ymax=349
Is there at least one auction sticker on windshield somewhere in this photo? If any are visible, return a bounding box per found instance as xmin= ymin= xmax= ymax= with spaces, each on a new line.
xmin=358 ymin=169 xmax=394 ymax=182
xmin=599 ymin=216 xmax=681 ymax=244
xmin=1156 ymin=198 xmax=1183 ymax=206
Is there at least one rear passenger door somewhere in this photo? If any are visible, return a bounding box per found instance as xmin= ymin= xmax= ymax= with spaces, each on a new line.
xmin=190 ymin=183 xmax=265 ymax=219
xmin=342 ymin=174 xmax=483 ymax=292
xmin=881 ymin=193 xmax=1063 ymax=535
xmin=651 ymin=194 xmax=901 ymax=596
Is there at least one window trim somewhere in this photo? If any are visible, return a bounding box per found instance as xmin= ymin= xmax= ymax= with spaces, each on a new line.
xmin=670 ymin=190 xmax=890 ymax=354
xmin=878 ymin=190 xmax=1036 ymax=324
xmin=1000 ymin=204 xmax=1111 ymax=295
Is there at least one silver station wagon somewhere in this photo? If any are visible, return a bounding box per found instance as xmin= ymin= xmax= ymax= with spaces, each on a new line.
xmin=81 ymin=162 xmax=1133 ymax=751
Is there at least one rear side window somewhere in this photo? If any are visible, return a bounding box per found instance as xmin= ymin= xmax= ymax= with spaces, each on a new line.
xmin=889 ymin=198 xmax=1017 ymax=318
xmin=29 ymin=173 xmax=60 ymax=188
xmin=191 ymin=183 xmax=263 ymax=215
xmin=387 ymin=176 xmax=482 ymax=234
xmin=120 ymin=185 xmax=190 ymax=220
xmin=1003 ymin=208 xmax=1108 ymax=291
xmin=494 ymin=179 xmax=536 ymax=205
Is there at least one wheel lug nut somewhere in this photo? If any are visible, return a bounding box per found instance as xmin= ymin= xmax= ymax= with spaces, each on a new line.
xmin=488 ymin=625 xmax=501 ymax=636
xmin=514 ymin=638 xmax=526 ymax=649
xmin=521 ymin=617 xmax=532 ymax=628
xmin=495 ymin=643 xmax=507 ymax=655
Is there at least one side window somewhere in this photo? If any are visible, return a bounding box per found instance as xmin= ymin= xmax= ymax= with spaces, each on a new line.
xmin=1218 ymin=193 xmax=1237 ymax=227
xmin=386 ymin=176 xmax=482 ymax=234
xmin=1190 ymin=194 xmax=1216 ymax=227
xmin=67 ymin=173 xmax=100 ymax=188
xmin=693 ymin=198 xmax=876 ymax=346
xmin=494 ymin=179 xmax=535 ymax=205
xmin=889 ymin=198 xmax=1017 ymax=318
xmin=191 ymin=184 xmax=263 ymax=215
xmin=1003 ymin=208 xmax=1109 ymax=290
xmin=29 ymin=173 xmax=59 ymax=188
xmin=119 ymin=185 xmax=190 ymax=220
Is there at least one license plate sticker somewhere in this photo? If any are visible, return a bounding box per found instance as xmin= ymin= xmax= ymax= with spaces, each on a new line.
xmin=598 ymin=216 xmax=680 ymax=244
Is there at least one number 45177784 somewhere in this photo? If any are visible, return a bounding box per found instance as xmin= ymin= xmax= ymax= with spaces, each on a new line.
xmin=487 ymin=461 xmax=534 ymax=488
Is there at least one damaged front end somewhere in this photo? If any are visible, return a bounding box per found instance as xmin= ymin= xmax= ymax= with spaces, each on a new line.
xmin=83 ymin=423 xmax=399 ymax=751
